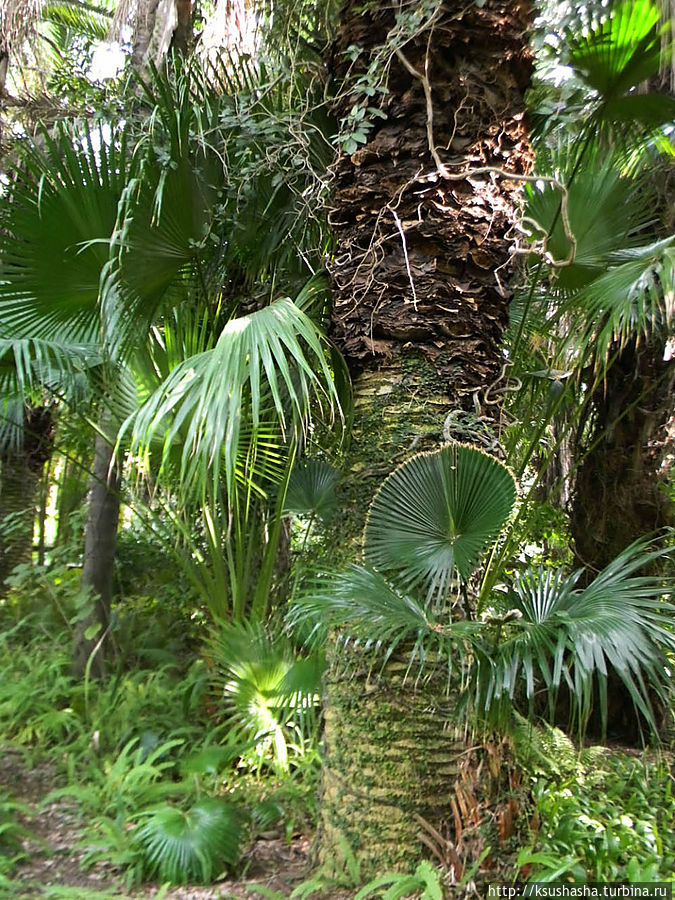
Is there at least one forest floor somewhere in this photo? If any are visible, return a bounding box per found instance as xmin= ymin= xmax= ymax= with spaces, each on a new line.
xmin=0 ymin=748 xmax=352 ymax=900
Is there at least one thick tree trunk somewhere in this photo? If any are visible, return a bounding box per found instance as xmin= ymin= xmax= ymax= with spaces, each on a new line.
xmin=316 ymin=0 xmax=532 ymax=878
xmin=570 ymin=339 xmax=675 ymax=574
xmin=72 ymin=427 xmax=120 ymax=678
xmin=319 ymin=644 xmax=465 ymax=878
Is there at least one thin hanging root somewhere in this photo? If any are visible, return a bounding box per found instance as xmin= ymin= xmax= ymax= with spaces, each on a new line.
xmin=394 ymin=44 xmax=577 ymax=269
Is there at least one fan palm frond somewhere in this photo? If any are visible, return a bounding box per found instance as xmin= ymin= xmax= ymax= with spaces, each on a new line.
xmin=565 ymin=235 xmax=675 ymax=360
xmin=134 ymin=798 xmax=241 ymax=884
xmin=0 ymin=123 xmax=129 ymax=347
xmin=206 ymin=620 xmax=324 ymax=771
xmin=523 ymin=163 xmax=655 ymax=293
xmin=564 ymin=0 xmax=675 ymax=136
xmin=364 ymin=445 xmax=516 ymax=597
xmin=120 ymin=297 xmax=341 ymax=498
xmin=284 ymin=459 xmax=340 ymax=522
xmin=487 ymin=537 xmax=675 ymax=732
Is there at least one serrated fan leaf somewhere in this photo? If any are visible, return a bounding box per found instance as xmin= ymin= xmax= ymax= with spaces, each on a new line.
xmin=205 ymin=620 xmax=322 ymax=770
xmin=283 ymin=459 xmax=340 ymax=521
xmin=364 ymin=445 xmax=516 ymax=592
xmin=563 ymin=236 xmax=675 ymax=359
xmin=135 ymin=799 xmax=241 ymax=884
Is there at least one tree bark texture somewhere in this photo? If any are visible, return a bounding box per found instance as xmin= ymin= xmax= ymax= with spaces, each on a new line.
xmin=316 ymin=0 xmax=533 ymax=877
xmin=329 ymin=0 xmax=532 ymax=399
xmin=0 ymin=405 xmax=53 ymax=594
xmin=72 ymin=427 xmax=120 ymax=678
xmin=319 ymin=646 xmax=465 ymax=878
xmin=570 ymin=338 xmax=675 ymax=574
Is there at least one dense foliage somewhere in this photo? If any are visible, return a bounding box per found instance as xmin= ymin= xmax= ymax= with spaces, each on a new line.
xmin=0 ymin=0 xmax=673 ymax=895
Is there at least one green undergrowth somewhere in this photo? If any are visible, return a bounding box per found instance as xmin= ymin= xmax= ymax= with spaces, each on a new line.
xmin=0 ymin=591 xmax=322 ymax=892
xmin=514 ymin=720 xmax=675 ymax=883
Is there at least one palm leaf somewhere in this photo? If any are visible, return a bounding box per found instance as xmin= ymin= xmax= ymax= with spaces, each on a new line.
xmin=0 ymin=124 xmax=129 ymax=346
xmin=523 ymin=163 xmax=654 ymax=293
xmin=565 ymin=236 xmax=675 ymax=360
xmin=135 ymin=798 xmax=241 ymax=884
xmin=206 ymin=620 xmax=323 ymax=771
xmin=283 ymin=459 xmax=340 ymax=522
xmin=120 ymin=297 xmax=341 ymax=498
xmin=364 ymin=445 xmax=516 ymax=595
xmin=291 ymin=564 xmax=479 ymax=684
xmin=488 ymin=537 xmax=675 ymax=733
xmin=563 ymin=0 xmax=675 ymax=137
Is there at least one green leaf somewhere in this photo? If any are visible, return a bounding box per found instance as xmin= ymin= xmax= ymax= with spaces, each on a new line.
xmin=135 ymin=799 xmax=241 ymax=885
xmin=364 ymin=444 xmax=516 ymax=593
xmin=121 ymin=297 xmax=341 ymax=499
xmin=83 ymin=623 xmax=102 ymax=641
xmin=566 ymin=0 xmax=666 ymax=100
xmin=284 ymin=460 xmax=340 ymax=521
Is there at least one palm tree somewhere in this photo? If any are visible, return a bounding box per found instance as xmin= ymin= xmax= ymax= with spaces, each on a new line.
xmin=0 ymin=57 xmax=342 ymax=670
xmin=293 ymin=446 xmax=675 ymax=879
xmin=304 ymin=0 xmax=534 ymax=877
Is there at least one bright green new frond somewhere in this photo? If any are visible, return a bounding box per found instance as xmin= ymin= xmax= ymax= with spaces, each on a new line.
xmin=566 ymin=0 xmax=666 ymax=99
xmin=121 ymin=297 xmax=340 ymax=499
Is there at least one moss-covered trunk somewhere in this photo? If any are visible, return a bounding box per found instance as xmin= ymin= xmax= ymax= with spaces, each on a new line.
xmin=319 ymin=645 xmax=464 ymax=877
xmin=316 ymin=0 xmax=532 ymax=878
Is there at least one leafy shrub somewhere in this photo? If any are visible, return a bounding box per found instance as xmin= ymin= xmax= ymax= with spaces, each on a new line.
xmin=523 ymin=752 xmax=675 ymax=882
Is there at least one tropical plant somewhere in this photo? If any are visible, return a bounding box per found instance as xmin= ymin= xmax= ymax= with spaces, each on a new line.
xmin=205 ymin=620 xmax=324 ymax=772
xmin=294 ymin=445 xmax=675 ymax=735
xmin=520 ymin=751 xmax=675 ymax=882
xmin=355 ymin=859 xmax=446 ymax=900
xmin=0 ymin=54 xmax=344 ymax=640
xmin=133 ymin=798 xmax=242 ymax=884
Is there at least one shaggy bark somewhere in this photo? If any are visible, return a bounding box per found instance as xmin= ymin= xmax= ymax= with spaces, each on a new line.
xmin=317 ymin=0 xmax=533 ymax=875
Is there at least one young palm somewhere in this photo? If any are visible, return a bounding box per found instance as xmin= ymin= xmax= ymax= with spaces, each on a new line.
xmin=0 ymin=56 xmax=342 ymax=662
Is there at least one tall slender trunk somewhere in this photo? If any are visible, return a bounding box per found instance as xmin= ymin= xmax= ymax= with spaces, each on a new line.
xmin=317 ymin=0 xmax=532 ymax=876
xmin=72 ymin=426 xmax=121 ymax=678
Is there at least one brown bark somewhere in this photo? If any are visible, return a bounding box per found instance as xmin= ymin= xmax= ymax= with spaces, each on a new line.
xmin=329 ymin=0 xmax=533 ymax=404
xmin=72 ymin=426 xmax=121 ymax=678
xmin=170 ymin=0 xmax=192 ymax=55
xmin=316 ymin=2 xmax=532 ymax=876
xmin=0 ymin=405 xmax=54 ymax=594
xmin=571 ymin=338 xmax=675 ymax=573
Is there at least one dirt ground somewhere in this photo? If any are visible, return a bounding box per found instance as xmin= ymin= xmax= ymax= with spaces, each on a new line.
xmin=0 ymin=748 xmax=353 ymax=900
